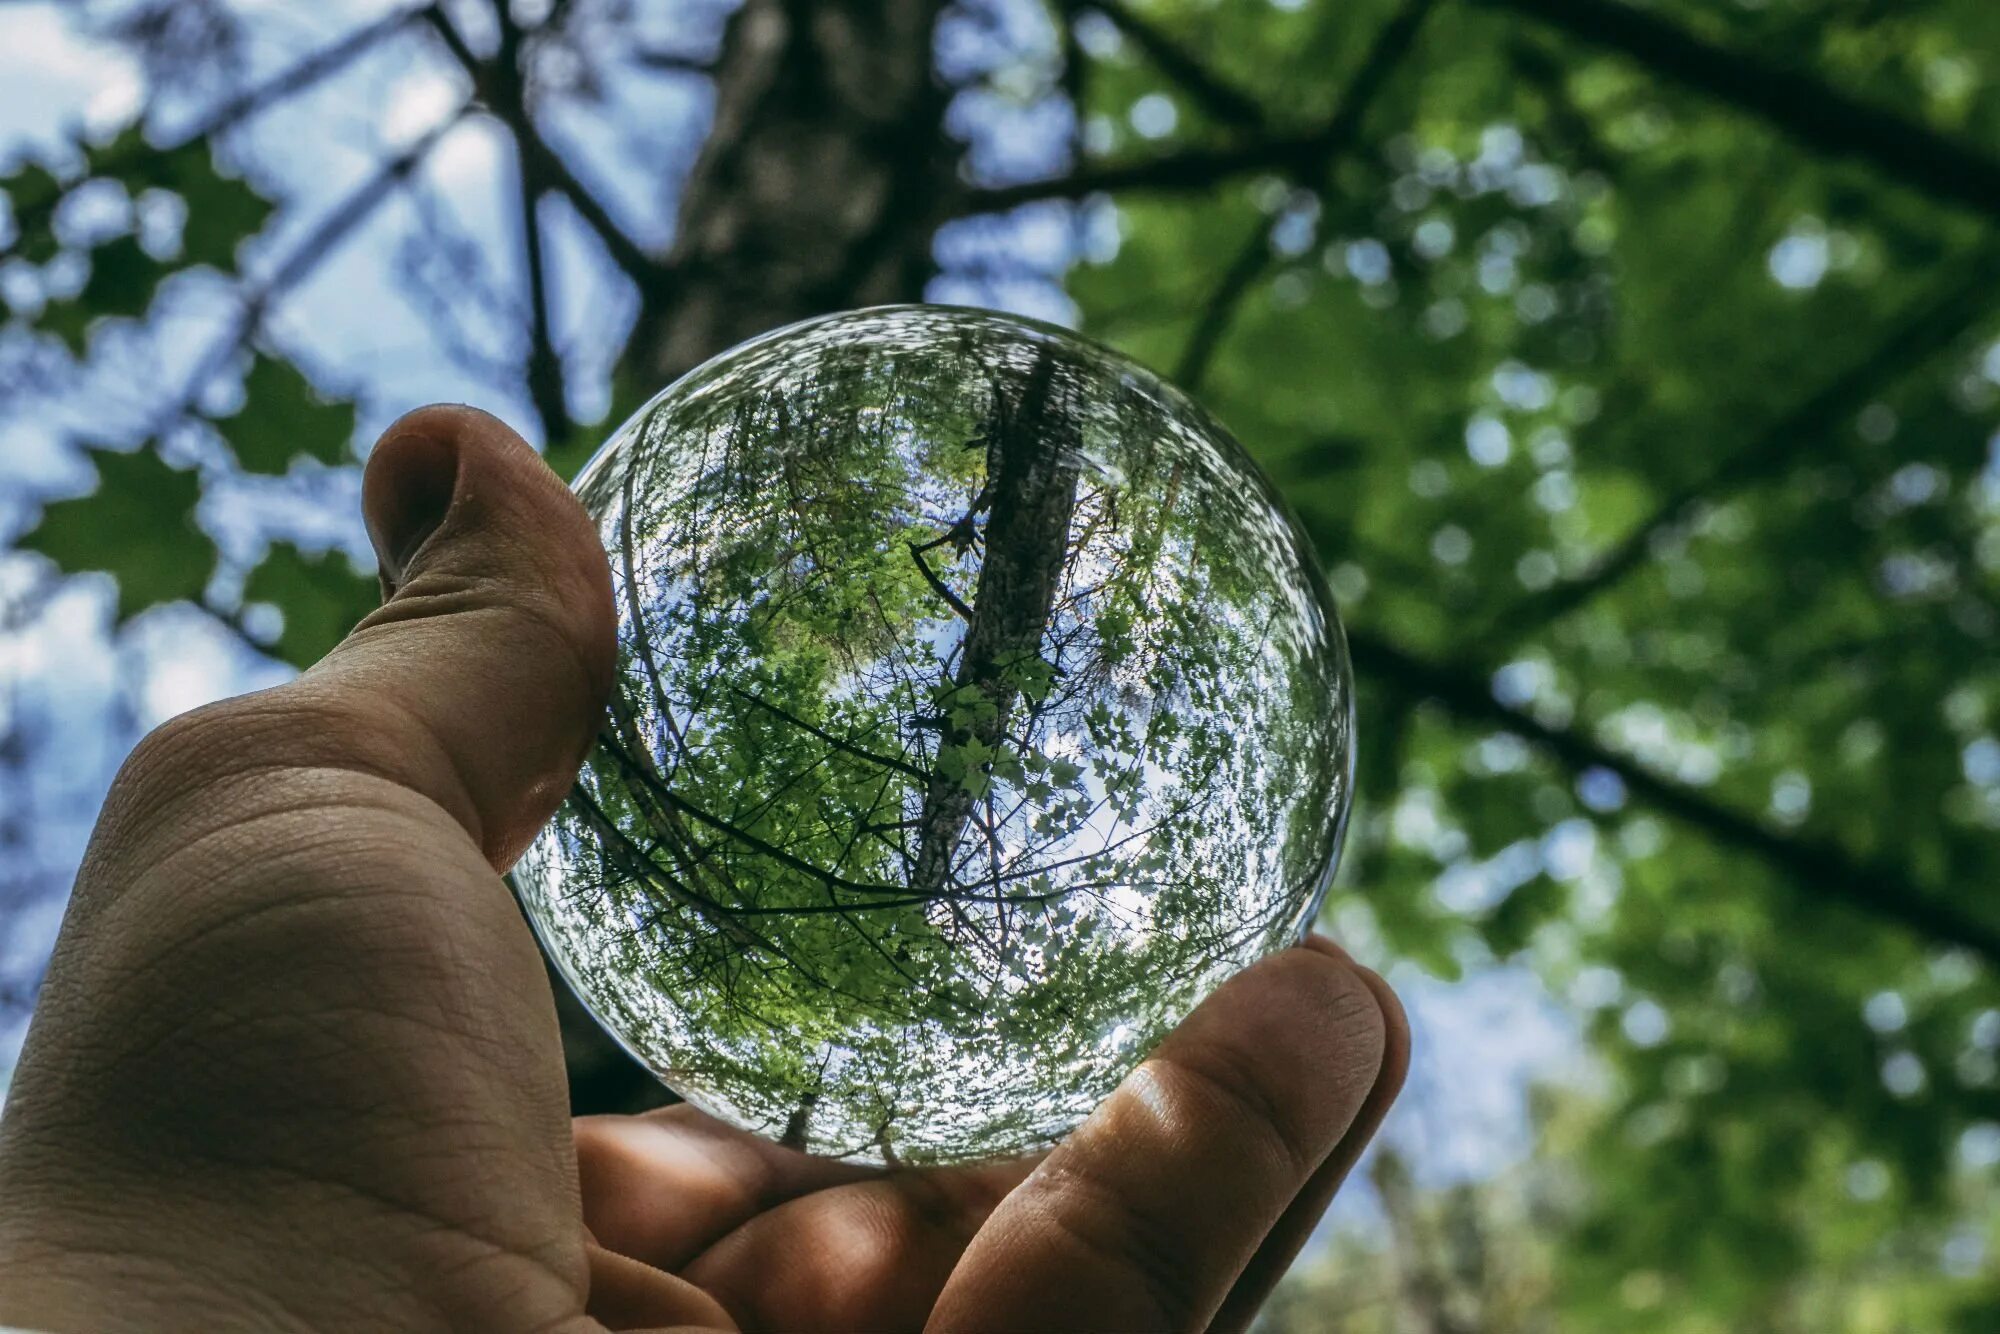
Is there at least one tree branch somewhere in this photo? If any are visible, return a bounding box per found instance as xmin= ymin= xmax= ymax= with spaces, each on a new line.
xmin=632 ymin=45 xmax=715 ymax=75
xmin=164 ymin=112 xmax=463 ymax=446
xmin=1076 ymin=0 xmax=1270 ymax=130
xmin=3 ymin=6 xmax=426 ymax=250
xmin=971 ymin=0 xmax=1433 ymax=213
xmin=908 ymin=541 xmax=976 ymax=622
xmin=1344 ymin=629 xmax=2000 ymax=964
xmin=970 ymin=129 xmax=1329 ymax=211
xmin=1485 ymin=241 xmax=2000 ymax=643
xmin=1175 ymin=218 xmax=1273 ymax=392
xmin=190 ymin=122 xmax=460 ymax=659
xmin=419 ymin=7 xmax=666 ymax=287
xmin=1171 ymin=0 xmax=1437 ymax=391
xmin=1472 ymin=0 xmax=2000 ymax=223
xmin=491 ymin=7 xmax=571 ymax=440
xmin=185 ymin=5 xmax=432 ymax=144
xmin=725 ymin=686 xmax=927 ymax=780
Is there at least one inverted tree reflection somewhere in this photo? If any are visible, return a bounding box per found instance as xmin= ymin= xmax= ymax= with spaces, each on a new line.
xmin=516 ymin=307 xmax=1351 ymax=1163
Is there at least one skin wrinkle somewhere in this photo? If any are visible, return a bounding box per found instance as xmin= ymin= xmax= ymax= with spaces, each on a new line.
xmin=683 ymin=1176 xmax=1000 ymax=1333
xmin=97 ymin=578 xmax=609 ymax=877
xmin=1019 ymin=1173 xmax=1211 ymax=1331
xmin=92 ymin=993 xmax=522 ymax=1136
xmin=32 ymin=837 xmax=585 ymax=1322
xmin=0 ymin=1239 xmax=323 ymax=1334
xmin=351 ymin=581 xmax=610 ymax=709
xmin=689 ymin=1166 xmax=1009 ymax=1280
xmin=318 ymin=618 xmax=604 ymax=863
xmin=1 ymin=1127 xmax=470 ymax=1333
xmin=92 ymin=694 xmax=491 ymax=874
xmin=83 ymin=803 xmax=473 ymax=997
xmin=356 ymin=466 xmax=617 ymax=666
xmin=574 ymin=1113 xmax=880 ymax=1272
xmin=1144 ymin=992 xmax=1386 ymax=1179
xmin=73 ymin=856 xmax=515 ymax=1097
xmin=34 ymin=889 xmax=498 ymax=1132
xmin=289 ymin=685 xmax=498 ymax=859
xmin=57 ymin=1124 xmax=596 ymax=1329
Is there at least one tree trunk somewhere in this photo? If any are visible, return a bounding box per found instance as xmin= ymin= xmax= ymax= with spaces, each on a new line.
xmin=566 ymin=0 xmax=959 ymax=1115
xmin=631 ymin=0 xmax=957 ymax=383
xmin=911 ymin=346 xmax=1083 ymax=899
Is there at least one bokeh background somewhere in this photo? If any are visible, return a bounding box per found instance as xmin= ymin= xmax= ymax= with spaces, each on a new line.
xmin=4 ymin=0 xmax=1999 ymax=1327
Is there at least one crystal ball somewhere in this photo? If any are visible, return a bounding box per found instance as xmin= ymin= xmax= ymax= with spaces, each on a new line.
xmin=515 ymin=305 xmax=1353 ymax=1164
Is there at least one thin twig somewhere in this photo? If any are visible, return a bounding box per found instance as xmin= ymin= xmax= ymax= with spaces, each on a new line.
xmin=971 ymin=0 xmax=1434 ymax=213
xmin=1077 ymin=0 xmax=1270 ymax=130
xmin=1473 ymin=0 xmax=2000 ymax=223
xmin=1172 ymin=0 xmax=1439 ymax=390
xmin=420 ymin=6 xmax=667 ymax=285
xmin=1482 ymin=240 xmax=2000 ymax=645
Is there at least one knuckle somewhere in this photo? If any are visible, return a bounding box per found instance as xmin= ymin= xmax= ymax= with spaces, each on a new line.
xmin=120 ymin=689 xmax=371 ymax=800
xmin=1151 ymin=1048 xmax=1320 ymax=1182
xmin=103 ymin=691 xmax=414 ymax=870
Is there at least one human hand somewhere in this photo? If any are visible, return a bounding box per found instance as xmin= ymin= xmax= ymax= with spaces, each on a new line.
xmin=0 ymin=407 xmax=1408 ymax=1333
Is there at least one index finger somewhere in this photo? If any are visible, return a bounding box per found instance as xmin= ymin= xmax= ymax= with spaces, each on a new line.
xmin=924 ymin=941 xmax=1393 ymax=1333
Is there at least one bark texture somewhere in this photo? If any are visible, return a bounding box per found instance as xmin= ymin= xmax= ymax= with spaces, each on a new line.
xmin=632 ymin=0 xmax=957 ymax=382
xmin=911 ymin=347 xmax=1084 ymax=899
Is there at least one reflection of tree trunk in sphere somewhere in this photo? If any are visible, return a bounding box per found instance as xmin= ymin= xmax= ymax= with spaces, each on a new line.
xmin=518 ymin=307 xmax=1354 ymax=1163
xmin=910 ymin=345 xmax=1083 ymax=920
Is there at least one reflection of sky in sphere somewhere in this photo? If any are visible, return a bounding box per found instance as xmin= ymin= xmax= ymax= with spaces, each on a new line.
xmin=519 ymin=306 xmax=1353 ymax=1163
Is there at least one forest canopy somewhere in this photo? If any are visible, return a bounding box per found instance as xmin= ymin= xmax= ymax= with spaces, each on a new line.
xmin=3 ymin=0 xmax=1999 ymax=1327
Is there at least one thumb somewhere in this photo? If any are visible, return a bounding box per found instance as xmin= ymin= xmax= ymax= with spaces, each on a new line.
xmin=0 ymin=406 xmax=615 ymax=1334
xmin=335 ymin=402 xmax=616 ymax=866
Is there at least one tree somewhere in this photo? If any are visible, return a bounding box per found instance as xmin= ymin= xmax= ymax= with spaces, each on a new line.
xmin=5 ymin=0 xmax=2000 ymax=1318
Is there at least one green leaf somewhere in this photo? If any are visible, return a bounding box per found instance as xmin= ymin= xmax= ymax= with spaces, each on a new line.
xmin=78 ymin=234 xmax=171 ymax=320
xmin=242 ymin=541 xmax=375 ymax=667
xmin=17 ymin=443 xmax=210 ymax=623
xmin=81 ymin=123 xmax=151 ymax=178
xmin=2 ymin=159 xmax=65 ymax=264
xmin=38 ymin=234 xmax=176 ymax=352
xmin=35 ymin=299 xmax=92 ymax=356
xmin=212 ymin=353 xmax=358 ymax=472
xmin=157 ymin=140 xmax=274 ymax=271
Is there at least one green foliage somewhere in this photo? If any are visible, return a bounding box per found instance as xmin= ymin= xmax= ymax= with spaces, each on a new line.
xmin=75 ymin=124 xmax=276 ymax=271
xmin=17 ymin=444 xmax=210 ymax=623
xmin=1058 ymin=0 xmax=2000 ymax=1318
xmin=214 ymin=354 xmax=358 ymax=473
xmin=242 ymin=542 xmax=375 ymax=667
xmin=0 ymin=159 xmax=64 ymax=264
xmin=76 ymin=235 xmax=172 ymax=327
xmin=3 ymin=122 xmax=275 ymax=354
xmin=1261 ymin=1116 xmax=2000 ymax=1333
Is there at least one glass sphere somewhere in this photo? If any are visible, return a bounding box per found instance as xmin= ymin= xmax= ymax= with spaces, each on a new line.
xmin=516 ymin=305 xmax=1353 ymax=1164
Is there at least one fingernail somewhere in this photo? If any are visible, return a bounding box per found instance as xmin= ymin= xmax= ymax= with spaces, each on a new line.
xmin=364 ymin=430 xmax=460 ymax=589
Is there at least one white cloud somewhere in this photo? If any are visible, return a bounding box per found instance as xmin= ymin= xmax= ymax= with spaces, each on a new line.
xmin=0 ymin=6 xmax=142 ymax=152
